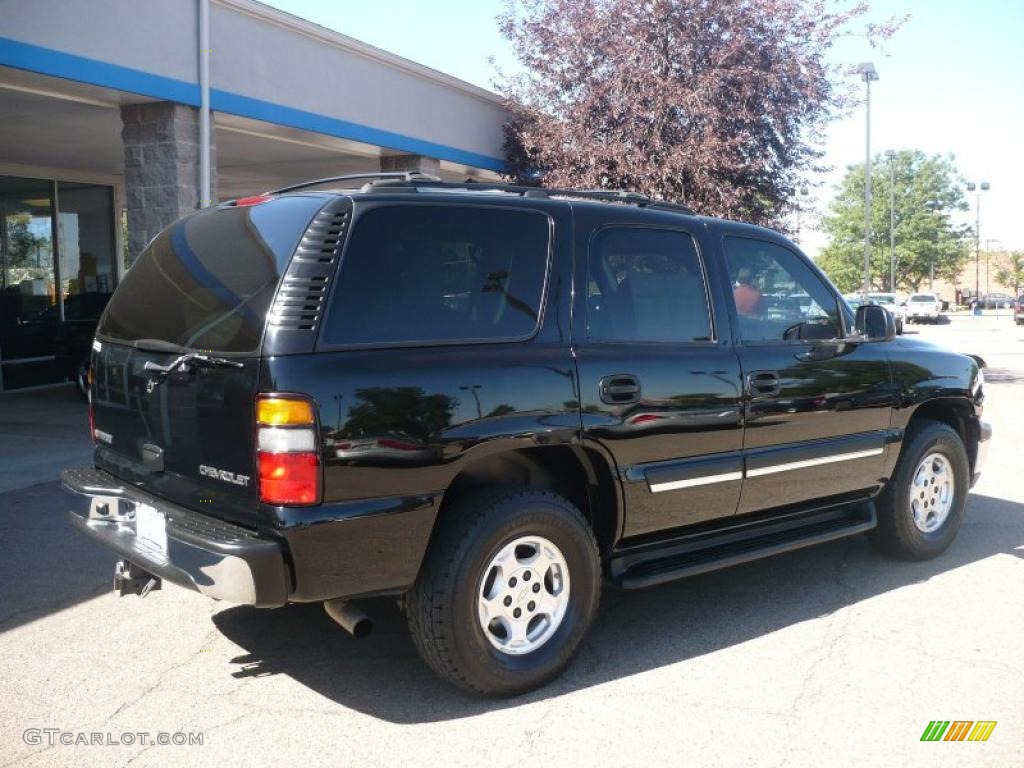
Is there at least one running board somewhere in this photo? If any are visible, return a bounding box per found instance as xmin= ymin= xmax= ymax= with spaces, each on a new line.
xmin=611 ymin=503 xmax=877 ymax=589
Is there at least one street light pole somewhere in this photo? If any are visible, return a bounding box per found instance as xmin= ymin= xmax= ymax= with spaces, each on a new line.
xmin=885 ymin=149 xmax=896 ymax=292
xmin=966 ymin=181 xmax=990 ymax=302
xmin=459 ymin=384 xmax=483 ymax=420
xmin=985 ymin=238 xmax=1001 ymax=296
xmin=855 ymin=63 xmax=879 ymax=297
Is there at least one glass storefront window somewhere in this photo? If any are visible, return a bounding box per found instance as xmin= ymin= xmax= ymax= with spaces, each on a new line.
xmin=0 ymin=175 xmax=116 ymax=390
xmin=57 ymin=182 xmax=117 ymax=313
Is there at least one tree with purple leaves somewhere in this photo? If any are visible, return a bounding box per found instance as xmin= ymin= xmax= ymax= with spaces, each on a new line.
xmin=497 ymin=0 xmax=902 ymax=226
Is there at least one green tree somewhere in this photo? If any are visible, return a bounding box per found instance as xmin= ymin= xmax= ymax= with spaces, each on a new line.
xmin=6 ymin=213 xmax=50 ymax=267
xmin=818 ymin=151 xmax=971 ymax=292
xmin=993 ymin=251 xmax=1024 ymax=297
xmin=344 ymin=387 xmax=456 ymax=442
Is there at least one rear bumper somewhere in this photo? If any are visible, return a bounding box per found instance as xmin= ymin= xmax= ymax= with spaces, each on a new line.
xmin=63 ymin=467 xmax=289 ymax=607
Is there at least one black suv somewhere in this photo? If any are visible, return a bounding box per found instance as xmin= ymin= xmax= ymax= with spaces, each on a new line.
xmin=63 ymin=173 xmax=991 ymax=695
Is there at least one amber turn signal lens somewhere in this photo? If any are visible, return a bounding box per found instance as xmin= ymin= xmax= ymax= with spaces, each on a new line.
xmin=256 ymin=397 xmax=315 ymax=426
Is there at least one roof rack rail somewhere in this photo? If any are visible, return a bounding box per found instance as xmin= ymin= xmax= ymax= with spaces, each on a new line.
xmin=265 ymin=171 xmax=442 ymax=195
xmin=358 ymin=177 xmax=696 ymax=215
xmin=261 ymin=172 xmax=695 ymax=215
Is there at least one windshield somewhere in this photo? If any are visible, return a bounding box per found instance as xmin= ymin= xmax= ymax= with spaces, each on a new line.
xmin=97 ymin=196 xmax=325 ymax=353
xmin=909 ymin=294 xmax=935 ymax=302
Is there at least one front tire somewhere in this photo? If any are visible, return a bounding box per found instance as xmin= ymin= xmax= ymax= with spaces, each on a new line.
xmin=870 ymin=420 xmax=969 ymax=560
xmin=407 ymin=487 xmax=600 ymax=696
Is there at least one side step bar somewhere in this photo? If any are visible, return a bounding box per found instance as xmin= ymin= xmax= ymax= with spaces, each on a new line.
xmin=611 ymin=503 xmax=877 ymax=589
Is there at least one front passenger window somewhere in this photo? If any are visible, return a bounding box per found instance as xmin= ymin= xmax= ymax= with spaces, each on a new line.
xmin=722 ymin=237 xmax=842 ymax=342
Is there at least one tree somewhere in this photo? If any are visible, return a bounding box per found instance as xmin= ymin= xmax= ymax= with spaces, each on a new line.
xmin=344 ymin=387 xmax=456 ymax=442
xmin=817 ymin=151 xmax=971 ymax=293
xmin=994 ymin=251 xmax=1024 ymax=297
xmin=1 ymin=213 xmax=51 ymax=289
xmin=497 ymin=0 xmax=901 ymax=225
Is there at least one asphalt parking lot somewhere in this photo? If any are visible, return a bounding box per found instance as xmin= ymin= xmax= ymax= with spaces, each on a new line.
xmin=1 ymin=312 xmax=1022 ymax=767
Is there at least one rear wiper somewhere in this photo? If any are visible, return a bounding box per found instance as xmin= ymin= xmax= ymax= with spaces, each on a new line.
xmin=143 ymin=352 xmax=244 ymax=386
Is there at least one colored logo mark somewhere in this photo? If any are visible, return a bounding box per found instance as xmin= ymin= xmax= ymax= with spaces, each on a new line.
xmin=920 ymin=721 xmax=997 ymax=742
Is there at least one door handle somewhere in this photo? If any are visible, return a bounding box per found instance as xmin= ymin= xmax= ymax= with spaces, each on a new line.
xmin=599 ymin=374 xmax=641 ymax=405
xmin=746 ymin=370 xmax=781 ymax=397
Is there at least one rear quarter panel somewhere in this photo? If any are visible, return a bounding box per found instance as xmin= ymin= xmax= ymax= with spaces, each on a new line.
xmin=256 ymin=199 xmax=579 ymax=600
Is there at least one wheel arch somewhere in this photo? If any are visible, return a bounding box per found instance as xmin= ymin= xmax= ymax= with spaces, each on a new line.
xmin=905 ymin=397 xmax=980 ymax=475
xmin=435 ymin=444 xmax=622 ymax=558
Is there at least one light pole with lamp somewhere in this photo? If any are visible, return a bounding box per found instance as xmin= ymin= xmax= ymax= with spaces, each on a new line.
xmin=854 ymin=63 xmax=879 ymax=298
xmin=984 ymin=238 xmax=1001 ymax=297
xmin=966 ymin=181 xmax=990 ymax=308
xmin=459 ymin=384 xmax=483 ymax=420
xmin=884 ymin=149 xmax=897 ymax=292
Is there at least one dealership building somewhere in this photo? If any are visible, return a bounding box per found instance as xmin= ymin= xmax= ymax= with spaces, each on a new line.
xmin=0 ymin=0 xmax=507 ymax=390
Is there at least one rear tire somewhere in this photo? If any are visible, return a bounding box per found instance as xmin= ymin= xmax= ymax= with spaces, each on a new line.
xmin=407 ymin=487 xmax=600 ymax=696
xmin=75 ymin=358 xmax=90 ymax=401
xmin=870 ymin=420 xmax=969 ymax=560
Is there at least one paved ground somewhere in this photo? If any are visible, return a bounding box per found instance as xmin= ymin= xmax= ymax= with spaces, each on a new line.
xmin=0 ymin=386 xmax=94 ymax=494
xmin=1 ymin=314 xmax=1022 ymax=767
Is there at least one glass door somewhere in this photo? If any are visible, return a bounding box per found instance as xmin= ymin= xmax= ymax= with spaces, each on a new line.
xmin=0 ymin=176 xmax=58 ymax=389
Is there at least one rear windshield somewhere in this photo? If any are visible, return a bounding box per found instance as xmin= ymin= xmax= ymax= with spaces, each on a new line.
xmin=909 ymin=294 xmax=935 ymax=302
xmin=320 ymin=204 xmax=551 ymax=347
xmin=97 ymin=196 xmax=325 ymax=353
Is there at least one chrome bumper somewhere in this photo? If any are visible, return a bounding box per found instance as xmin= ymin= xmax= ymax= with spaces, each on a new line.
xmin=62 ymin=467 xmax=288 ymax=607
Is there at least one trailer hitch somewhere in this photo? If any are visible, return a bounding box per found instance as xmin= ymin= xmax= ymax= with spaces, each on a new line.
xmin=113 ymin=560 xmax=161 ymax=598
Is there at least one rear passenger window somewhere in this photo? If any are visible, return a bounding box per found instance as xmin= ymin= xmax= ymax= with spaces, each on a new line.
xmin=587 ymin=227 xmax=712 ymax=343
xmin=321 ymin=206 xmax=550 ymax=346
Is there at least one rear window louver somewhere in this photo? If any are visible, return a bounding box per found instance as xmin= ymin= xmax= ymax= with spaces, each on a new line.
xmin=268 ymin=207 xmax=350 ymax=332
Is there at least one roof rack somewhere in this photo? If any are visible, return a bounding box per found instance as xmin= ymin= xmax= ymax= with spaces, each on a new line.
xmin=266 ymin=171 xmax=442 ymax=195
xmin=264 ymin=173 xmax=696 ymax=215
xmin=361 ymin=177 xmax=697 ymax=215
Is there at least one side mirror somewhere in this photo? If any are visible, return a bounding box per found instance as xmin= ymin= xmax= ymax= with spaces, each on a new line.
xmin=855 ymin=304 xmax=896 ymax=341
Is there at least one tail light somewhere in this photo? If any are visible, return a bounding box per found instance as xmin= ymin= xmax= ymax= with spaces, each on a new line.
xmin=255 ymin=394 xmax=321 ymax=505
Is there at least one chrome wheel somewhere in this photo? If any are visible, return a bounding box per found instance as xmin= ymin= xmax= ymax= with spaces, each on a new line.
xmin=477 ymin=535 xmax=570 ymax=656
xmin=909 ymin=452 xmax=954 ymax=533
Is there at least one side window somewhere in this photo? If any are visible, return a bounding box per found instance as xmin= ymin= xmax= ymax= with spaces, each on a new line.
xmin=722 ymin=236 xmax=842 ymax=342
xmin=321 ymin=205 xmax=550 ymax=346
xmin=587 ymin=227 xmax=712 ymax=343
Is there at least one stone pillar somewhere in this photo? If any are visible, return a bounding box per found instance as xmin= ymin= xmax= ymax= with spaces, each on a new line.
xmin=121 ymin=101 xmax=216 ymax=265
xmin=380 ymin=153 xmax=441 ymax=177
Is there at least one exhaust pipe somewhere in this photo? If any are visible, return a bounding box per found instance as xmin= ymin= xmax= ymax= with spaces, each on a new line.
xmin=323 ymin=599 xmax=373 ymax=638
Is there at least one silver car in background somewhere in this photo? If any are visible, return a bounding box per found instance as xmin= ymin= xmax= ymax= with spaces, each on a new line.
xmin=869 ymin=292 xmax=906 ymax=334
xmin=844 ymin=294 xmax=904 ymax=335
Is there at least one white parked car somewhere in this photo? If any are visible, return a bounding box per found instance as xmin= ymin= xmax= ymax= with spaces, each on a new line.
xmin=906 ymin=292 xmax=942 ymax=324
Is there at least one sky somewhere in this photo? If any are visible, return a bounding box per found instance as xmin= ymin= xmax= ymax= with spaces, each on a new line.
xmin=262 ymin=0 xmax=1024 ymax=257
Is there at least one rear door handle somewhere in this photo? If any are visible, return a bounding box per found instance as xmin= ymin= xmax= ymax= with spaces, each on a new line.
xmin=746 ymin=370 xmax=781 ymax=397
xmin=599 ymin=374 xmax=641 ymax=405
